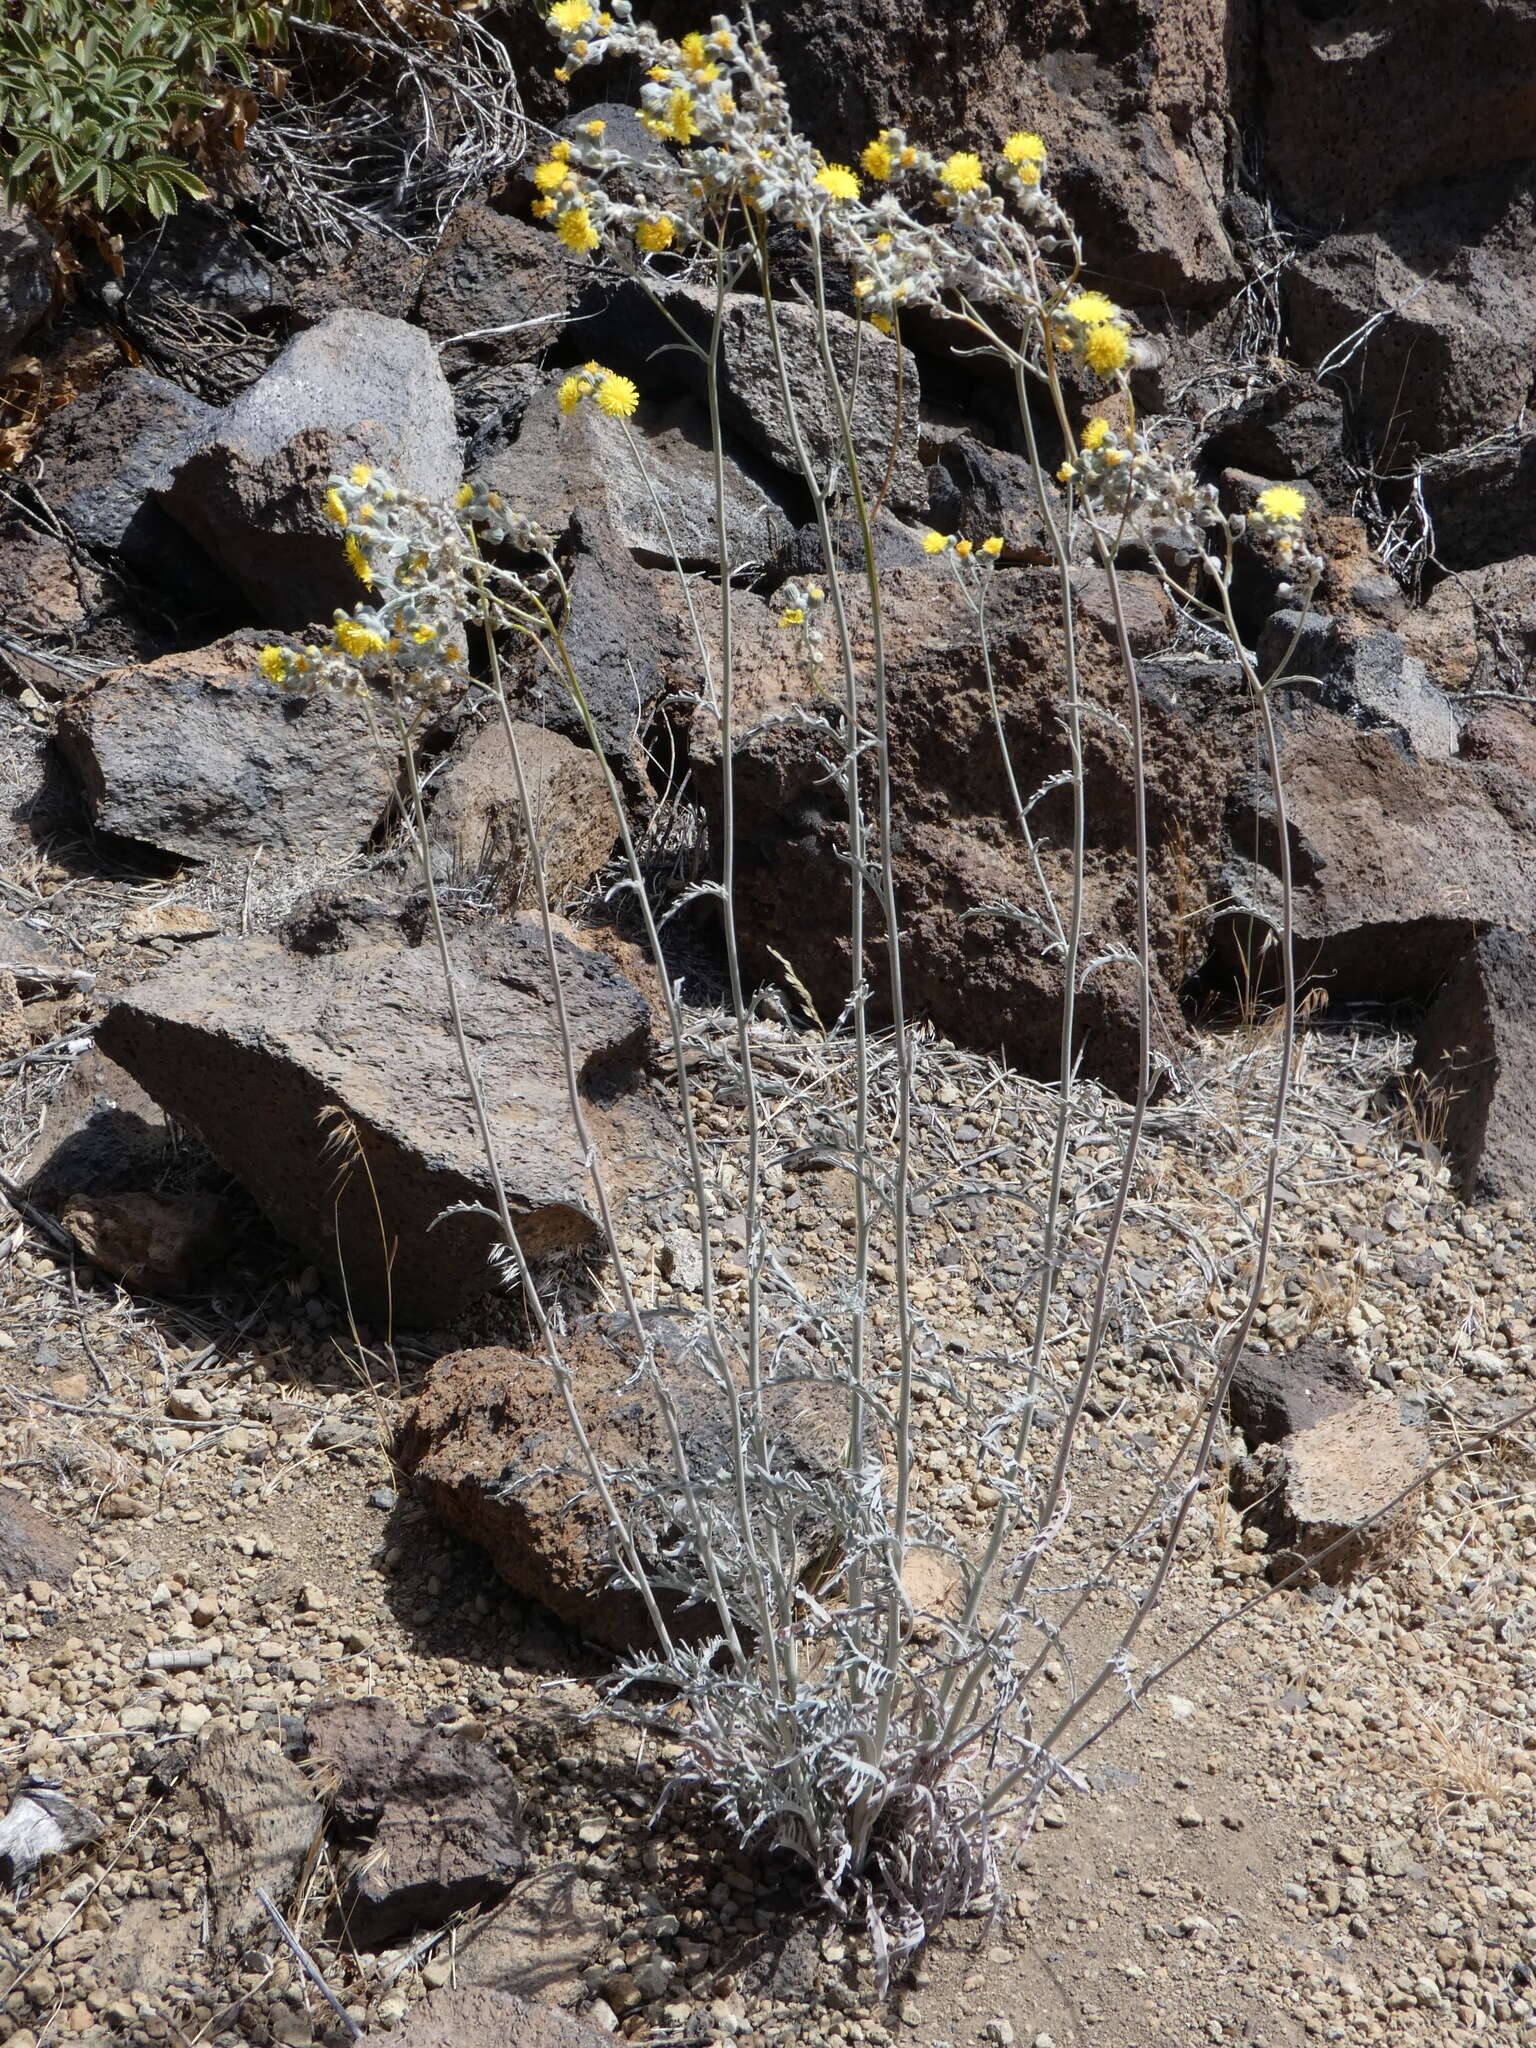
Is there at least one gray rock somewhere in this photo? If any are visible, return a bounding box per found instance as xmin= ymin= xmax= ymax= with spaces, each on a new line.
xmin=1227 ymin=1340 xmax=1366 ymax=1449
xmin=926 ymin=434 xmax=1055 ymax=562
xmin=480 ymin=376 xmax=794 ymax=571
xmin=1260 ymin=611 xmax=1460 ymax=761
xmin=183 ymin=1735 xmax=322 ymax=1954
xmin=416 ymin=201 xmax=583 ymax=365
xmin=1200 ymin=376 xmax=1347 ymax=487
xmin=0 ymin=203 xmax=55 ymax=360
xmin=518 ymin=508 xmax=663 ymax=796
xmin=583 ymin=282 xmax=925 ymax=513
xmin=56 ymin=635 xmax=395 ymax=862
xmin=22 ymin=1049 xmax=173 ymax=1210
xmin=158 ymin=312 xmax=460 ymax=626
xmin=361 ymin=1987 xmax=613 ymax=2048
xmin=0 ymin=913 xmax=89 ymax=996
xmin=0 ymin=1490 xmax=77 ymax=1592
xmin=429 ymin=714 xmax=614 ymax=908
xmin=714 ymin=291 xmax=926 ymax=515
xmin=96 ymin=917 xmax=652 ymax=1326
xmin=31 ymin=368 xmax=225 ymax=603
xmin=452 ymin=1867 xmax=605 ymax=2006
xmin=119 ymin=206 xmax=288 ymax=327
xmin=1231 ymin=1402 xmax=1428 ymax=1586
xmin=1219 ymin=711 xmax=1536 ymax=1005
xmin=305 ymin=1697 xmax=528 ymax=1944
xmin=1419 ymin=429 xmax=1536 ymax=573
xmin=1286 ymin=166 xmax=1536 ymax=459
xmin=1415 ymin=927 xmax=1536 ymax=1205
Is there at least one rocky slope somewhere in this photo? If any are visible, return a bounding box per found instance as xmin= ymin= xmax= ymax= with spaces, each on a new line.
xmin=0 ymin=2 xmax=1534 ymax=2045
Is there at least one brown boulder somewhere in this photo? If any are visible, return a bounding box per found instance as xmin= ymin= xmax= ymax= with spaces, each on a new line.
xmin=430 ymin=716 xmax=614 ymax=909
xmin=97 ymin=918 xmax=652 ymax=1326
xmin=397 ymin=1313 xmax=848 ymax=1651
xmin=56 ymin=636 xmax=394 ymax=863
xmin=60 ymin=1190 xmax=232 ymax=1295
xmin=681 ymin=565 xmax=1222 ymax=1097
xmin=1231 ymin=1402 xmax=1429 ymax=1587
xmin=305 ymin=1697 xmax=528 ymax=1944
xmin=1414 ymin=927 xmax=1536 ymax=1205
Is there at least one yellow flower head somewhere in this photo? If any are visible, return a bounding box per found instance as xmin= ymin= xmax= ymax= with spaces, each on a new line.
xmin=778 ymin=605 xmax=806 ymax=628
xmin=411 ymin=623 xmax=437 ymax=645
xmin=531 ymin=196 xmax=557 ymax=219
xmin=258 ymin=645 xmax=287 ymax=684
xmin=869 ymin=311 xmax=893 ymax=334
xmin=581 ymin=118 xmax=606 ymax=137
xmin=1057 ymin=461 xmax=1076 ymax=483
xmin=344 ymin=534 xmax=373 ymax=587
xmin=981 ymin=535 xmax=1004 ymax=556
xmin=1083 ymin=324 xmax=1130 ymax=375
xmin=663 ymin=87 xmax=698 ymax=143
xmin=815 ymin=163 xmax=861 ymax=200
xmin=939 ymin=151 xmax=985 ymax=194
xmin=533 ymin=158 xmax=570 ymax=192
xmin=334 ymin=619 xmax=387 ymax=659
xmin=349 ymin=464 xmax=374 ymax=488
xmin=1003 ymin=131 xmax=1045 ymax=165
xmin=558 ymin=374 xmax=586 ymax=414
xmin=955 ymin=538 xmax=973 ymax=558
xmin=1081 ymin=418 xmax=1111 ymax=451
xmin=921 ymin=530 xmax=952 ymax=555
xmin=635 ymin=215 xmax=675 ymax=253
xmin=1255 ymin=483 xmax=1308 ymax=524
xmin=680 ymin=30 xmax=707 ymax=67
xmin=861 ymin=135 xmax=895 ymax=181
xmin=1064 ymin=290 xmax=1118 ymax=326
xmin=595 ymin=372 xmax=639 ymax=419
xmin=557 ymin=205 xmax=600 ymax=253
xmin=548 ymin=0 xmax=592 ymax=30
xmin=455 ymin=482 xmax=474 ymax=508
xmin=324 ymin=486 xmax=348 ymax=527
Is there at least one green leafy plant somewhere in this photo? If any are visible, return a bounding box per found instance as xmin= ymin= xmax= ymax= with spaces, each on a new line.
xmin=0 ymin=0 xmax=311 ymax=221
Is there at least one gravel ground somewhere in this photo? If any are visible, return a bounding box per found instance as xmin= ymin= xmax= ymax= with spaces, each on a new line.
xmin=0 ymin=688 xmax=1533 ymax=2048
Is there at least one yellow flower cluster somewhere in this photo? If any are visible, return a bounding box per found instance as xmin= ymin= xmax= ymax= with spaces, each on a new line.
xmin=557 ymin=361 xmax=642 ymax=419
xmin=922 ymin=530 xmax=1005 ymax=559
xmin=527 ymin=138 xmax=604 ymax=252
xmin=635 ymin=214 xmax=676 ymax=252
xmin=1053 ymin=290 xmax=1132 ymax=378
xmin=1002 ymin=130 xmax=1046 ymax=186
